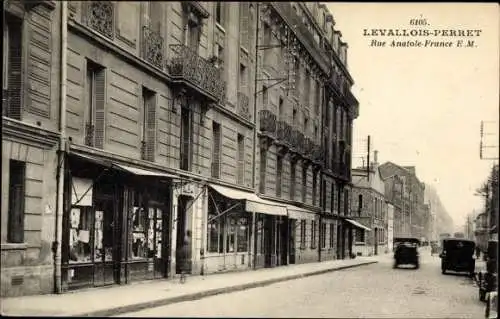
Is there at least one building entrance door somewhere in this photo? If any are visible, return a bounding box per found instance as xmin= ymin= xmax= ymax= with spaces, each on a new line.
xmin=148 ymin=206 xmax=169 ymax=279
xmin=288 ymin=219 xmax=296 ymax=264
xmin=374 ymin=228 xmax=379 ymax=255
xmin=263 ymin=215 xmax=274 ymax=268
xmin=176 ymin=195 xmax=192 ymax=274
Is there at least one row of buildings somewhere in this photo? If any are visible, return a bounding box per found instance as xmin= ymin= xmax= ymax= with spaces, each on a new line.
xmin=2 ymin=1 xmax=365 ymax=297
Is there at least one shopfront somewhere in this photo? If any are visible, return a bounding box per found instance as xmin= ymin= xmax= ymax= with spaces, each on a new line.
xmin=61 ymin=153 xmax=175 ymax=291
xmin=288 ymin=207 xmax=318 ymax=264
xmin=344 ymin=218 xmax=371 ymax=258
xmin=206 ymin=184 xmax=288 ymax=272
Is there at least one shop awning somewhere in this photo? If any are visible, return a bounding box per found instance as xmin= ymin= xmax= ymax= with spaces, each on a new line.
xmin=209 ymin=184 xmax=287 ymax=216
xmin=287 ymin=205 xmax=317 ymax=221
xmin=345 ymin=218 xmax=371 ymax=231
xmin=113 ymin=163 xmax=177 ymax=179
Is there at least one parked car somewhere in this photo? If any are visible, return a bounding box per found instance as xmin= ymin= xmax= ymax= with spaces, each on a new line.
xmin=478 ymin=240 xmax=498 ymax=302
xmin=393 ymin=237 xmax=420 ymax=269
xmin=439 ymin=238 xmax=475 ymax=277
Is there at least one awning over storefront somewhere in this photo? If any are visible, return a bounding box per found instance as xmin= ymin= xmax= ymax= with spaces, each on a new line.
xmin=345 ymin=218 xmax=371 ymax=231
xmin=209 ymin=184 xmax=287 ymax=216
xmin=113 ymin=163 xmax=177 ymax=178
xmin=69 ymin=152 xmax=177 ymax=179
xmin=287 ymin=205 xmax=317 ymax=221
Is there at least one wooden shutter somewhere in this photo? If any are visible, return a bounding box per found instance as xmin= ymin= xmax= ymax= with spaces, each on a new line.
xmin=6 ymin=17 xmax=23 ymax=120
xmin=239 ymin=3 xmax=249 ymax=49
xmin=145 ymin=93 xmax=157 ymax=161
xmin=94 ymin=68 xmax=106 ymax=149
xmin=237 ymin=134 xmax=244 ymax=184
xmin=212 ymin=122 xmax=221 ymax=178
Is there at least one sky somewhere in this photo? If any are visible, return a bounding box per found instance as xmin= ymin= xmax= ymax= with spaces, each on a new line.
xmin=325 ymin=3 xmax=499 ymax=229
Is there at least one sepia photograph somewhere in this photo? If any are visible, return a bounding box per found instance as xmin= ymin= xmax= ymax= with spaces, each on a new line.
xmin=1 ymin=1 xmax=499 ymax=318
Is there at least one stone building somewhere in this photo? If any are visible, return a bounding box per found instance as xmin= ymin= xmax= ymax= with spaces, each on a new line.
xmin=351 ymin=151 xmax=388 ymax=256
xmin=1 ymin=1 xmax=359 ymax=297
xmin=379 ymin=162 xmax=427 ymax=240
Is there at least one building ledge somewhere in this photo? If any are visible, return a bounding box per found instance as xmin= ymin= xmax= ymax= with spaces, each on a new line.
xmin=2 ymin=117 xmax=59 ymax=148
xmin=1 ymin=243 xmax=28 ymax=251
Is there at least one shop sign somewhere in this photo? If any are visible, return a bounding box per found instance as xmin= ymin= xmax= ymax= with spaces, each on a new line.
xmin=71 ymin=177 xmax=93 ymax=206
xmin=178 ymin=182 xmax=195 ymax=195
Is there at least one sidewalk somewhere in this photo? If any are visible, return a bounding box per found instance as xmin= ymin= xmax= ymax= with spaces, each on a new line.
xmin=0 ymin=255 xmax=383 ymax=317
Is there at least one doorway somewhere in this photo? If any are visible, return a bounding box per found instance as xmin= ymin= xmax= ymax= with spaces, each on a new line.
xmin=263 ymin=215 xmax=275 ymax=268
xmin=337 ymin=223 xmax=342 ymax=259
xmin=148 ymin=205 xmax=169 ymax=279
xmin=374 ymin=228 xmax=379 ymax=255
xmin=176 ymin=195 xmax=192 ymax=274
xmin=277 ymin=217 xmax=288 ymax=266
xmin=288 ymin=219 xmax=296 ymax=264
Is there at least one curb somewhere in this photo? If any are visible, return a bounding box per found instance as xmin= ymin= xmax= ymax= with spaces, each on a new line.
xmin=77 ymin=260 xmax=378 ymax=317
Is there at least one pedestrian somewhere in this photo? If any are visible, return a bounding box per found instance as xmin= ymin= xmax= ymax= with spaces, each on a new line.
xmin=476 ymin=246 xmax=481 ymax=259
xmin=179 ymin=230 xmax=192 ymax=284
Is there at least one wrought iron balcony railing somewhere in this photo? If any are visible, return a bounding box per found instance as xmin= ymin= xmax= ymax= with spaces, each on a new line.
xmin=142 ymin=26 xmax=164 ymax=69
xmin=85 ymin=123 xmax=95 ymax=147
xmin=259 ymin=110 xmax=277 ymax=135
xmin=290 ymin=128 xmax=305 ymax=152
xmin=303 ymin=137 xmax=314 ymax=157
xmin=86 ymin=1 xmax=114 ymax=39
xmin=276 ymin=120 xmax=292 ymax=145
xmin=167 ymin=44 xmax=226 ymax=104
xmin=312 ymin=144 xmax=324 ymax=162
xmin=237 ymin=92 xmax=251 ymax=121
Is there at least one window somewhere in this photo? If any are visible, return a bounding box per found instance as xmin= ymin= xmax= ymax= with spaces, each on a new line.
xmin=292 ymin=109 xmax=298 ymax=126
xmin=312 ymin=172 xmax=317 ymax=206
xmin=237 ymin=133 xmax=245 ymax=185
xmin=315 ymin=80 xmax=321 ymax=115
xmin=188 ymin=23 xmax=200 ymax=53
xmin=355 ymin=229 xmax=365 ymax=243
xmin=3 ymin=14 xmax=23 ymax=120
xmin=302 ymin=166 xmax=307 ymax=202
xmin=259 ymin=148 xmax=267 ymax=193
xmin=311 ymin=220 xmax=317 ymax=249
xmin=300 ymin=220 xmax=306 ymax=249
xmin=239 ymin=63 xmax=247 ymax=94
xmin=290 ymin=161 xmax=296 ymax=200
xmin=262 ymin=85 xmax=268 ymax=108
xmin=278 ymin=97 xmax=284 ymax=120
xmin=344 ymin=189 xmax=349 ymax=215
xmin=239 ymin=3 xmax=251 ymax=49
xmin=142 ymin=87 xmax=156 ymax=161
xmin=214 ymin=44 xmax=225 ymax=80
xmin=7 ymin=160 xmax=25 ymax=243
xmin=263 ymin=23 xmax=271 ymax=65
xmin=69 ymin=207 xmax=93 ymax=263
xmin=180 ymin=106 xmax=192 ymax=171
xmin=85 ymin=60 xmax=106 ymax=149
xmin=211 ymin=122 xmax=221 ymax=178
xmin=207 ymin=200 xmax=224 ymax=253
xmin=304 ymin=117 xmax=309 ymax=135
xmin=358 ymin=194 xmax=363 ymax=216
xmin=304 ymin=70 xmax=310 ymax=106
xmin=329 ymin=223 xmax=335 ymax=248
xmin=276 ymin=154 xmax=283 ymax=197
xmin=320 ymin=222 xmax=327 ymax=249
xmin=215 ymin=2 xmax=225 ymax=27
xmin=330 ymin=183 xmax=335 ymax=213
xmin=146 ymin=2 xmax=162 ymax=32
xmin=314 ymin=125 xmax=318 ymax=140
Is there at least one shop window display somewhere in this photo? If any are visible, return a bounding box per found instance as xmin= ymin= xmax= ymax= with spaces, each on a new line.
xmin=237 ymin=216 xmax=249 ymax=252
xmin=130 ymin=207 xmax=148 ymax=259
xmin=69 ymin=207 xmax=93 ymax=263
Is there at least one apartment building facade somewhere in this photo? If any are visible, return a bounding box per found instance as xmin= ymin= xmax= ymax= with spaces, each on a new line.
xmin=1 ymin=1 xmax=360 ymax=297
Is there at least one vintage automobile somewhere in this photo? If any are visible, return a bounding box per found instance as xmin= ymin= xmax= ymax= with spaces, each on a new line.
xmin=393 ymin=237 xmax=420 ymax=269
xmin=439 ymin=238 xmax=476 ymax=277
xmin=478 ymin=240 xmax=498 ymax=302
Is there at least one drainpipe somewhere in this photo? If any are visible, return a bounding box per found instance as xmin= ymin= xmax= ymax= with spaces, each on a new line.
xmin=54 ymin=1 xmax=68 ymax=294
xmin=251 ymin=2 xmax=260 ymax=270
xmin=200 ymin=186 xmax=207 ymax=275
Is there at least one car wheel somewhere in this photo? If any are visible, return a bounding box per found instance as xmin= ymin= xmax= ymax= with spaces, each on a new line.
xmin=442 ymin=268 xmax=446 ymax=274
xmin=415 ymin=263 xmax=420 ymax=269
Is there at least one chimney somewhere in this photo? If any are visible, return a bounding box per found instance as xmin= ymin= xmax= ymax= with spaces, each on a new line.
xmin=370 ymin=150 xmax=379 ymax=170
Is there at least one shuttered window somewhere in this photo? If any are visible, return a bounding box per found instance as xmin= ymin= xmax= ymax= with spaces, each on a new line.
xmin=321 ymin=222 xmax=327 ymax=249
xmin=302 ymin=166 xmax=307 ymax=202
xmin=211 ymin=122 xmax=221 ymax=178
xmin=290 ymin=160 xmax=296 ymax=200
xmin=329 ymin=224 xmax=335 ymax=248
xmin=180 ymin=106 xmax=192 ymax=171
xmin=312 ymin=172 xmax=318 ymax=206
xmin=237 ymin=133 xmax=245 ymax=185
xmin=239 ymin=63 xmax=247 ymax=95
xmin=85 ymin=61 xmax=106 ymax=149
xmin=259 ymin=149 xmax=267 ymax=193
xmin=8 ymin=160 xmax=26 ymax=243
xmin=276 ymin=155 xmax=283 ymax=197
xmin=142 ymin=87 xmax=156 ymax=162
xmin=4 ymin=15 xmax=23 ymax=120
xmin=344 ymin=189 xmax=349 ymax=216
xmin=239 ymin=3 xmax=250 ymax=50
xmin=311 ymin=220 xmax=317 ymax=249
xmin=331 ymin=182 xmax=335 ymax=214
xmin=300 ymin=220 xmax=306 ymax=249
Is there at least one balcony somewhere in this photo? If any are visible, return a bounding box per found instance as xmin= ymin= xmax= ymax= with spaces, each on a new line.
xmin=86 ymin=2 xmax=114 ymax=39
xmin=303 ymin=137 xmax=315 ymax=158
xmin=167 ymin=44 xmax=226 ymax=104
xmin=142 ymin=26 xmax=164 ymax=70
xmin=276 ymin=120 xmax=292 ymax=145
xmin=312 ymin=144 xmax=324 ymax=163
xmin=269 ymin=3 xmax=330 ymax=73
xmin=259 ymin=110 xmax=277 ymax=135
xmin=237 ymin=92 xmax=251 ymax=121
xmin=290 ymin=128 xmax=305 ymax=153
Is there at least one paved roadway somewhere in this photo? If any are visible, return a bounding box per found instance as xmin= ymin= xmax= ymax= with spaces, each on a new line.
xmin=119 ymin=249 xmax=485 ymax=318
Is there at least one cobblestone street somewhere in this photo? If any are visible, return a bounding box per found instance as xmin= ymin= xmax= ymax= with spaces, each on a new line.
xmin=120 ymin=250 xmax=485 ymax=318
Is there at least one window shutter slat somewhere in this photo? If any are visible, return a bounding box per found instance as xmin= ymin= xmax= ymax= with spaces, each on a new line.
xmin=94 ymin=69 xmax=106 ymax=149
xmin=6 ymin=18 xmax=23 ymax=120
xmin=145 ymin=95 xmax=157 ymax=161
